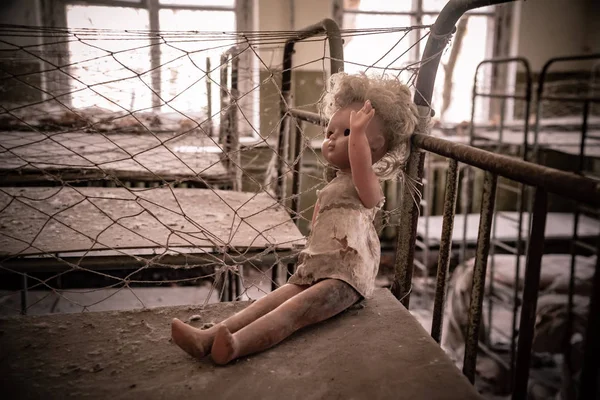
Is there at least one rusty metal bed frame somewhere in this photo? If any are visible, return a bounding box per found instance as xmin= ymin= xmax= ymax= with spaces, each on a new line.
xmin=460 ymin=53 xmax=600 ymax=395
xmin=278 ymin=1 xmax=600 ymax=398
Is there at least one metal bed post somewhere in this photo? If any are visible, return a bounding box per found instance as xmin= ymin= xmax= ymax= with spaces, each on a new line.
xmin=206 ymin=57 xmax=213 ymax=138
xmin=270 ymin=18 xmax=344 ymax=291
xmin=393 ymin=0 xmax=518 ymax=308
xmin=219 ymin=46 xmax=242 ymax=192
xmin=218 ymin=46 xmax=244 ymax=302
xmin=465 ymin=57 xmax=533 ymax=390
xmin=430 ymin=158 xmax=460 ymax=343
xmin=512 ymin=188 xmax=548 ymax=400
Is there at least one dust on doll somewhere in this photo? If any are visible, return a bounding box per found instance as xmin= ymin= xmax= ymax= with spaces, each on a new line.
xmin=171 ymin=72 xmax=419 ymax=365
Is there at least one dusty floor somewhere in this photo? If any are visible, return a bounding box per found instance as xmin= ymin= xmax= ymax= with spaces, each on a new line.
xmin=0 ymin=289 xmax=481 ymax=400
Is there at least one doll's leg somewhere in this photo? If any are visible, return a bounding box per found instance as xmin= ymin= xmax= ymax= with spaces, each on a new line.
xmin=171 ymin=283 xmax=307 ymax=359
xmin=211 ymin=278 xmax=359 ymax=364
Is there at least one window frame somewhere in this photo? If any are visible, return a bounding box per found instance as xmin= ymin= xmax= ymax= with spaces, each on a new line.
xmin=333 ymin=0 xmax=498 ymax=123
xmin=41 ymin=0 xmax=251 ymax=123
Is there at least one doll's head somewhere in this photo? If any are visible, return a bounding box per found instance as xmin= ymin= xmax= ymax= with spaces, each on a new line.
xmin=320 ymin=72 xmax=419 ymax=180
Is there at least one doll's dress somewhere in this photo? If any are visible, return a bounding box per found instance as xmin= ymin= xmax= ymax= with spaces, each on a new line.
xmin=288 ymin=171 xmax=382 ymax=298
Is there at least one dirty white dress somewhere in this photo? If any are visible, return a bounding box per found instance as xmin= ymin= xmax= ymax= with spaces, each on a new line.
xmin=288 ymin=171 xmax=383 ymax=298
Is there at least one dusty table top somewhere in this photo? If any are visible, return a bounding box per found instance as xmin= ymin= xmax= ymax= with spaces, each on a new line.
xmin=0 ymin=187 xmax=304 ymax=257
xmin=0 ymin=289 xmax=482 ymax=400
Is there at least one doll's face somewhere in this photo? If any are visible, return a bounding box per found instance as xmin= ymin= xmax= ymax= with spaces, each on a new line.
xmin=322 ymin=102 xmax=385 ymax=170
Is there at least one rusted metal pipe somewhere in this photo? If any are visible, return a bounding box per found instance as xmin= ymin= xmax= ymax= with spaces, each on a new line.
xmin=279 ymin=108 xmax=600 ymax=207
xmin=460 ymin=166 xmax=474 ymax=264
xmin=290 ymin=118 xmax=304 ymax=224
xmin=219 ymin=46 xmax=242 ymax=191
xmin=391 ymin=123 xmax=426 ymax=308
xmin=463 ymin=171 xmax=497 ymax=383
xmin=430 ymin=158 xmax=460 ymax=343
xmin=512 ymin=189 xmax=548 ymax=400
xmin=288 ymin=108 xmax=328 ymax=126
xmin=512 ymin=57 xmax=532 ymax=387
xmin=219 ymin=52 xmax=229 ymax=146
xmin=413 ymin=0 xmax=517 ymax=108
xmin=412 ymin=133 xmax=600 ymax=207
xmin=206 ymin=57 xmax=213 ymax=137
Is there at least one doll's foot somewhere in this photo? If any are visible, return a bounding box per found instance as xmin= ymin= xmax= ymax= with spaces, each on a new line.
xmin=211 ymin=324 xmax=237 ymax=365
xmin=171 ymin=318 xmax=211 ymax=359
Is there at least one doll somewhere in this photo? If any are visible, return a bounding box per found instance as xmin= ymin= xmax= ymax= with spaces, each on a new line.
xmin=171 ymin=72 xmax=419 ymax=365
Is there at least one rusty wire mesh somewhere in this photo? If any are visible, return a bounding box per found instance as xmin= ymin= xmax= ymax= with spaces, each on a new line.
xmin=0 ymin=22 xmax=438 ymax=315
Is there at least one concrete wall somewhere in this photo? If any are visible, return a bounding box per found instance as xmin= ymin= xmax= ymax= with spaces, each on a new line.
xmin=0 ymin=0 xmax=41 ymax=29
xmin=0 ymin=0 xmax=45 ymax=104
xmin=256 ymin=0 xmax=334 ymax=71
xmin=583 ymin=0 xmax=600 ymax=54
xmin=514 ymin=0 xmax=599 ymax=71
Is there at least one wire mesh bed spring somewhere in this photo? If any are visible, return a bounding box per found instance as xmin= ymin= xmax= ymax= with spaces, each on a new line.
xmin=0 ymin=5 xmax=435 ymax=313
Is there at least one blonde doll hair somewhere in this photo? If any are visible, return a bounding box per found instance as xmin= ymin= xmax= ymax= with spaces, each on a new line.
xmin=320 ymin=72 xmax=419 ymax=180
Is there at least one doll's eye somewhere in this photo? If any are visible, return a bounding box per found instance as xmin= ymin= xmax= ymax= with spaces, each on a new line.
xmin=344 ymin=129 xmax=350 ymax=136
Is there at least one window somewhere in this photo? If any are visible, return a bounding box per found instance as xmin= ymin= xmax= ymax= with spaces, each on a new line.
xmin=63 ymin=0 xmax=239 ymax=117
xmin=336 ymin=0 xmax=496 ymax=124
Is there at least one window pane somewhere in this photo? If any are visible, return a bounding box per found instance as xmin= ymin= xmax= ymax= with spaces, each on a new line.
xmin=159 ymin=9 xmax=236 ymax=113
xmin=423 ymin=0 xmax=494 ymax=13
xmin=160 ymin=0 xmax=235 ymax=7
xmin=422 ymin=14 xmax=492 ymax=123
xmin=66 ymin=6 xmax=153 ymax=111
xmin=342 ymin=13 xmax=415 ymax=75
xmin=344 ymin=0 xmax=412 ymax=13
xmin=422 ymin=0 xmax=446 ymax=12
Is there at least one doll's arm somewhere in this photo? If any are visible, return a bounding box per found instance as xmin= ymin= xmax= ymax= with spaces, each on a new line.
xmin=348 ymin=100 xmax=384 ymax=208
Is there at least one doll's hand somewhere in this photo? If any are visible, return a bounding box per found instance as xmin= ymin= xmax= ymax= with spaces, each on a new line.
xmin=349 ymin=100 xmax=375 ymax=135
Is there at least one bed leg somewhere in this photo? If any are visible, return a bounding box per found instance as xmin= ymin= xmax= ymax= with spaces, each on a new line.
xmin=20 ymin=275 xmax=27 ymax=315
xmin=287 ymin=262 xmax=295 ymax=279
xmin=271 ymin=263 xmax=280 ymax=292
